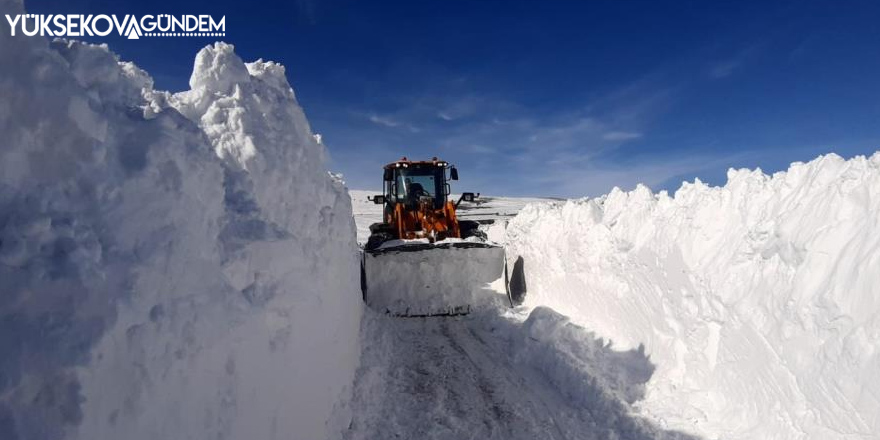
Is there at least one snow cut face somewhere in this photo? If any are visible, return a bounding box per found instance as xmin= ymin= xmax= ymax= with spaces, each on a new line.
xmin=1 ymin=13 xmax=361 ymax=440
xmin=503 ymin=152 xmax=880 ymax=440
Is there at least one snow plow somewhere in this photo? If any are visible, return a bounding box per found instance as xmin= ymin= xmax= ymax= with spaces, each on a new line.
xmin=360 ymin=157 xmax=524 ymax=317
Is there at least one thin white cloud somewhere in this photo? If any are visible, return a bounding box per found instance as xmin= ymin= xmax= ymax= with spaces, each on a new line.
xmin=468 ymin=144 xmax=497 ymax=154
xmin=366 ymin=112 xmax=421 ymax=133
xmin=709 ymin=60 xmax=740 ymax=79
xmin=368 ymin=113 xmax=401 ymax=128
xmin=435 ymin=96 xmax=486 ymax=121
xmin=437 ymin=111 xmax=455 ymax=121
xmin=709 ymin=44 xmax=762 ymax=79
xmin=603 ymin=131 xmax=643 ymax=141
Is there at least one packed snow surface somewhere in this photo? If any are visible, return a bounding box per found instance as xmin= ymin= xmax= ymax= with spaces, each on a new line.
xmin=0 ymin=1 xmax=361 ymax=438
xmin=504 ymin=153 xmax=880 ymax=439
xmin=346 ymin=308 xmax=699 ymax=440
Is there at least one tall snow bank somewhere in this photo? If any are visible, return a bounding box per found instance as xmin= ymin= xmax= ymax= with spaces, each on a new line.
xmin=505 ymin=153 xmax=880 ymax=440
xmin=0 ymin=1 xmax=361 ymax=438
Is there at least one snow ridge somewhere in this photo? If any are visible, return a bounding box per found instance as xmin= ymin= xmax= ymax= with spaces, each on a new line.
xmin=505 ymin=152 xmax=880 ymax=439
xmin=0 ymin=2 xmax=361 ymax=438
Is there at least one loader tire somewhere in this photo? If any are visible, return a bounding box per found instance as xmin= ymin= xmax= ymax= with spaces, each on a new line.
xmin=365 ymin=232 xmax=394 ymax=251
xmin=369 ymin=222 xmax=393 ymax=234
xmin=508 ymin=256 xmax=527 ymax=305
xmin=459 ymin=220 xmax=486 ymax=240
xmin=360 ymin=258 xmax=367 ymax=301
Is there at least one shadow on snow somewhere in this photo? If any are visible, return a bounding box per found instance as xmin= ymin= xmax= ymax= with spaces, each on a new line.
xmin=346 ymin=304 xmax=702 ymax=440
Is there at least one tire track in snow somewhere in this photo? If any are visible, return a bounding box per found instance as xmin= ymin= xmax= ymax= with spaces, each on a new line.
xmin=346 ymin=313 xmax=565 ymax=439
xmin=344 ymin=308 xmax=704 ymax=440
xmin=441 ymin=320 xmax=571 ymax=439
xmin=348 ymin=313 xmax=580 ymax=439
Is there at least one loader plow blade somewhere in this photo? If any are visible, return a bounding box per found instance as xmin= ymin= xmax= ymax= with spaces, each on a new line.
xmin=362 ymin=241 xmax=506 ymax=317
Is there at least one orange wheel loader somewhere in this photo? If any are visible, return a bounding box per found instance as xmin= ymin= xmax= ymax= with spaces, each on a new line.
xmin=359 ymin=157 xmax=525 ymax=317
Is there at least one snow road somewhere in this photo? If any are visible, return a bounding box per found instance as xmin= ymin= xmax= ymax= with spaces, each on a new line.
xmin=345 ymin=310 xmax=699 ymax=440
xmin=347 ymin=191 xmax=699 ymax=439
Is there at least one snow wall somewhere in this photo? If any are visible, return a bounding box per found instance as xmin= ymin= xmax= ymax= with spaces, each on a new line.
xmin=504 ymin=152 xmax=880 ymax=439
xmin=0 ymin=1 xmax=362 ymax=439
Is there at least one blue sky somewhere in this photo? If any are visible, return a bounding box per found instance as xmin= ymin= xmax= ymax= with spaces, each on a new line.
xmin=25 ymin=0 xmax=880 ymax=197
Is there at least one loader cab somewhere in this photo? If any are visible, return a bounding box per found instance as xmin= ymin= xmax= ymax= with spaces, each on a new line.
xmin=381 ymin=158 xmax=454 ymax=212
